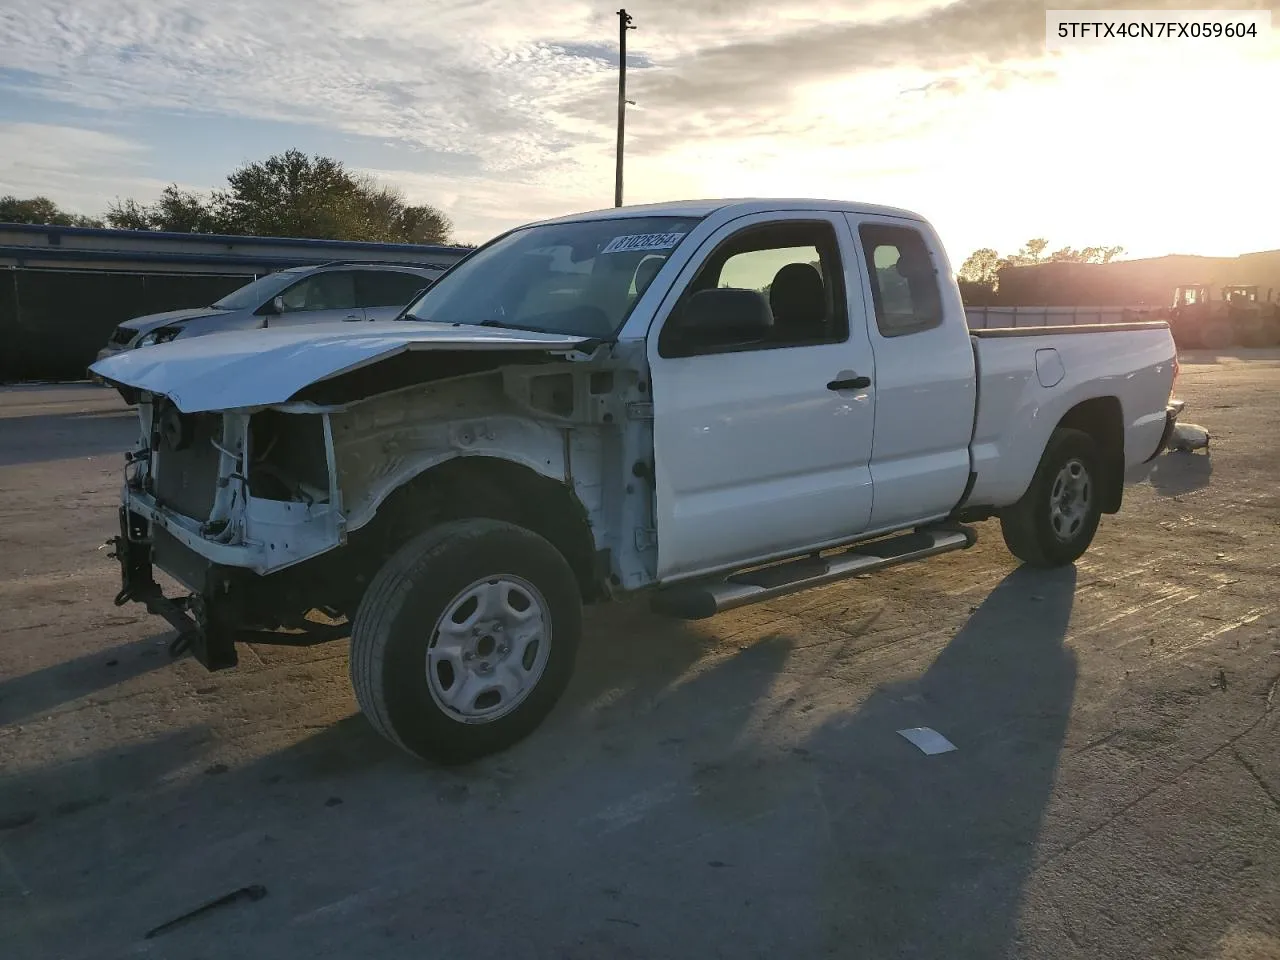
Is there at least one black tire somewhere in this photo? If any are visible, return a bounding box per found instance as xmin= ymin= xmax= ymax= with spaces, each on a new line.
xmin=349 ymin=518 xmax=582 ymax=764
xmin=999 ymin=427 xmax=1103 ymax=568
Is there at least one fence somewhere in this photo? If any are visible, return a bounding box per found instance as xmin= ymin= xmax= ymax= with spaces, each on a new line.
xmin=0 ymin=224 xmax=470 ymax=382
xmin=1 ymin=267 xmax=260 ymax=381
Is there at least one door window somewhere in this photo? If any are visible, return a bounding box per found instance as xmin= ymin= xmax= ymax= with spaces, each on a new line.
xmin=278 ymin=271 xmax=358 ymax=312
xmin=358 ymin=270 xmax=432 ymax=307
xmin=857 ymin=225 xmax=943 ymax=337
xmin=660 ymin=220 xmax=848 ymax=356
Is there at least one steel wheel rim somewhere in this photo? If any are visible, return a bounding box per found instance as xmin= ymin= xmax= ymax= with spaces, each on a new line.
xmin=425 ymin=574 xmax=552 ymax=724
xmin=1049 ymin=458 xmax=1091 ymax=542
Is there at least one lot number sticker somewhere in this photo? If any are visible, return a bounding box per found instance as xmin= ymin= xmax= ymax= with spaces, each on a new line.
xmin=600 ymin=232 xmax=686 ymax=255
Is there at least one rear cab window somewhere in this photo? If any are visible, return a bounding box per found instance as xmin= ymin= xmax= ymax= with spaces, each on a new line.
xmin=857 ymin=224 xmax=943 ymax=338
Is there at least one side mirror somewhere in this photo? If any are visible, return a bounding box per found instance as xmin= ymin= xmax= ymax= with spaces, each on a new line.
xmin=669 ymin=287 xmax=773 ymax=353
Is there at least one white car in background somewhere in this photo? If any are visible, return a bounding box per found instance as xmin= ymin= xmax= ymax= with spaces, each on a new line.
xmin=94 ymin=261 xmax=447 ymax=362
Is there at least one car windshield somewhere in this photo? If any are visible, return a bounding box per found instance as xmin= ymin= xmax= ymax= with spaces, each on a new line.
xmin=400 ymin=215 xmax=702 ymax=338
xmin=211 ymin=270 xmax=307 ymax=311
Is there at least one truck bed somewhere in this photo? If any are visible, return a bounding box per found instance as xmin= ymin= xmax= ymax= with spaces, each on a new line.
xmin=965 ymin=320 xmax=1176 ymax=508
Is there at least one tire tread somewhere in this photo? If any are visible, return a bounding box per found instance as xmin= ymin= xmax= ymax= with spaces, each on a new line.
xmin=349 ymin=518 xmax=577 ymax=763
xmin=999 ymin=427 xmax=1101 ymax=568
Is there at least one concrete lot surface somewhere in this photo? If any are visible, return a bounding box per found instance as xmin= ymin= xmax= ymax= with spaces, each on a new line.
xmin=2 ymin=353 xmax=1278 ymax=959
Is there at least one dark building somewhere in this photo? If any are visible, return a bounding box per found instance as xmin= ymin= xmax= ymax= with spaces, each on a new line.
xmin=1 ymin=223 xmax=469 ymax=381
xmin=994 ymin=250 xmax=1280 ymax=308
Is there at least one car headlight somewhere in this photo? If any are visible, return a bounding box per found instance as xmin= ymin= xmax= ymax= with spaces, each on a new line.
xmin=135 ymin=326 xmax=182 ymax=348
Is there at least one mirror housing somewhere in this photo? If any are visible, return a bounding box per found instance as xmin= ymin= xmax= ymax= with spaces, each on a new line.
xmin=669 ymin=287 xmax=773 ymax=353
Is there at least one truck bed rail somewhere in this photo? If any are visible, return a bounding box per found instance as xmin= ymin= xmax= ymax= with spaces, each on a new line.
xmin=971 ymin=321 xmax=1171 ymax=338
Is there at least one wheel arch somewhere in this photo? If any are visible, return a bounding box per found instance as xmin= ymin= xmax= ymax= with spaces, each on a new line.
xmin=1055 ymin=396 xmax=1124 ymax=513
xmin=353 ymin=454 xmax=605 ymax=602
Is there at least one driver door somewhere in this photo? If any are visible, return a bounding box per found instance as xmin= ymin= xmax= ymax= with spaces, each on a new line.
xmin=267 ymin=271 xmax=365 ymax=327
xmin=646 ymin=212 xmax=877 ymax=581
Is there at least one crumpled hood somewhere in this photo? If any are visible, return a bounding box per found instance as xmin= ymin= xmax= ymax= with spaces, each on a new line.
xmin=89 ymin=320 xmax=596 ymax=413
xmin=119 ymin=307 xmax=229 ymax=337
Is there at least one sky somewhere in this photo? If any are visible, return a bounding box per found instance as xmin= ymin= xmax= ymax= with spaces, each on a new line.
xmin=1 ymin=0 xmax=1278 ymax=263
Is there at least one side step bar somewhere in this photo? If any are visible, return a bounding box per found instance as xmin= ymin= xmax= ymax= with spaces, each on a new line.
xmin=651 ymin=525 xmax=977 ymax=620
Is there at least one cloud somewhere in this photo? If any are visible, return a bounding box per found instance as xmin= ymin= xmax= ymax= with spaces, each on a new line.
xmin=358 ymin=165 xmax=607 ymax=244
xmin=1 ymin=0 xmax=1277 ymax=250
xmin=0 ymin=123 xmax=164 ymax=216
xmin=0 ymin=0 xmax=1126 ymax=175
xmin=900 ymin=66 xmax=1059 ymax=97
xmin=627 ymin=0 xmax=1269 ymax=113
xmin=0 ymin=1 xmax=611 ymax=174
xmin=902 ymin=76 xmax=968 ymax=96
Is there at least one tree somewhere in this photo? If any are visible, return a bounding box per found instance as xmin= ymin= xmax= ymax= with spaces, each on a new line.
xmin=213 ymin=150 xmax=454 ymax=244
xmin=397 ymin=202 xmax=454 ymax=246
xmin=1006 ymin=238 xmax=1049 ymax=266
xmin=957 ymin=238 xmax=1127 ymax=302
xmin=102 ymin=150 xmax=454 ymax=244
xmin=997 ymin=237 xmax=1124 ymax=268
xmin=104 ymin=185 xmax=221 ymax=233
xmin=0 ymin=195 xmax=102 ymax=227
xmin=216 ymin=150 xmax=358 ymax=238
xmin=958 ymin=247 xmax=1001 ymax=285
xmin=1048 ymin=244 xmax=1125 ymax=264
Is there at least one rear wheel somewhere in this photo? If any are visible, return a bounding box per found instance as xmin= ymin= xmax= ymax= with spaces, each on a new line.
xmin=349 ymin=518 xmax=582 ymax=764
xmin=1000 ymin=427 xmax=1103 ymax=568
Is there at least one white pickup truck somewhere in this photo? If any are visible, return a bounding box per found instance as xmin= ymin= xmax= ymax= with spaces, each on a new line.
xmin=91 ymin=199 xmax=1183 ymax=763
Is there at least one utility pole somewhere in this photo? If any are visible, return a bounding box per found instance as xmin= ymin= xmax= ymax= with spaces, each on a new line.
xmin=614 ymin=8 xmax=635 ymax=207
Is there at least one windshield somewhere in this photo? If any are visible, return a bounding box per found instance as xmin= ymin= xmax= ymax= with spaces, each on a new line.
xmin=211 ymin=270 xmax=307 ymax=311
xmin=401 ymin=215 xmax=702 ymax=337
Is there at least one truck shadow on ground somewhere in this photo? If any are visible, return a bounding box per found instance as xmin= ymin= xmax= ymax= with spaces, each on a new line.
xmin=0 ymin=409 xmax=137 ymax=468
xmin=797 ymin=565 xmax=1078 ymax=957
xmin=1 ymin=569 xmax=1078 ymax=959
xmin=1126 ymin=451 xmax=1213 ymax=496
xmin=0 ymin=634 xmax=172 ymax=727
xmin=619 ymin=568 xmax=1080 ymax=957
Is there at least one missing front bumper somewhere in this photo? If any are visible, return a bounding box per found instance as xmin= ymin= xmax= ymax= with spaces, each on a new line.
xmin=108 ymin=507 xmax=239 ymax=670
xmin=107 ymin=508 xmax=348 ymax=671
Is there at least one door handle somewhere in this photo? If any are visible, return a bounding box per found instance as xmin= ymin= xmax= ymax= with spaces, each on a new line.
xmin=828 ymin=376 xmax=871 ymax=391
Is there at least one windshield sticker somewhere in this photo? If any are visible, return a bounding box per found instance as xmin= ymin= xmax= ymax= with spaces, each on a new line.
xmin=600 ymin=232 xmax=685 ymax=255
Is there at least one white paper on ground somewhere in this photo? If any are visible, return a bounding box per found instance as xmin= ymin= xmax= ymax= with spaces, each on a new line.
xmin=897 ymin=727 xmax=958 ymax=755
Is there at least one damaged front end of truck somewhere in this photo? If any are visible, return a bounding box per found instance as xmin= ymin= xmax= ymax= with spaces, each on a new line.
xmin=92 ymin=325 xmax=656 ymax=672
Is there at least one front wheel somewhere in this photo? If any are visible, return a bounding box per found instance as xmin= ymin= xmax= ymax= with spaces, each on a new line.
xmin=1000 ymin=427 xmax=1103 ymax=568
xmin=349 ymin=518 xmax=582 ymax=764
